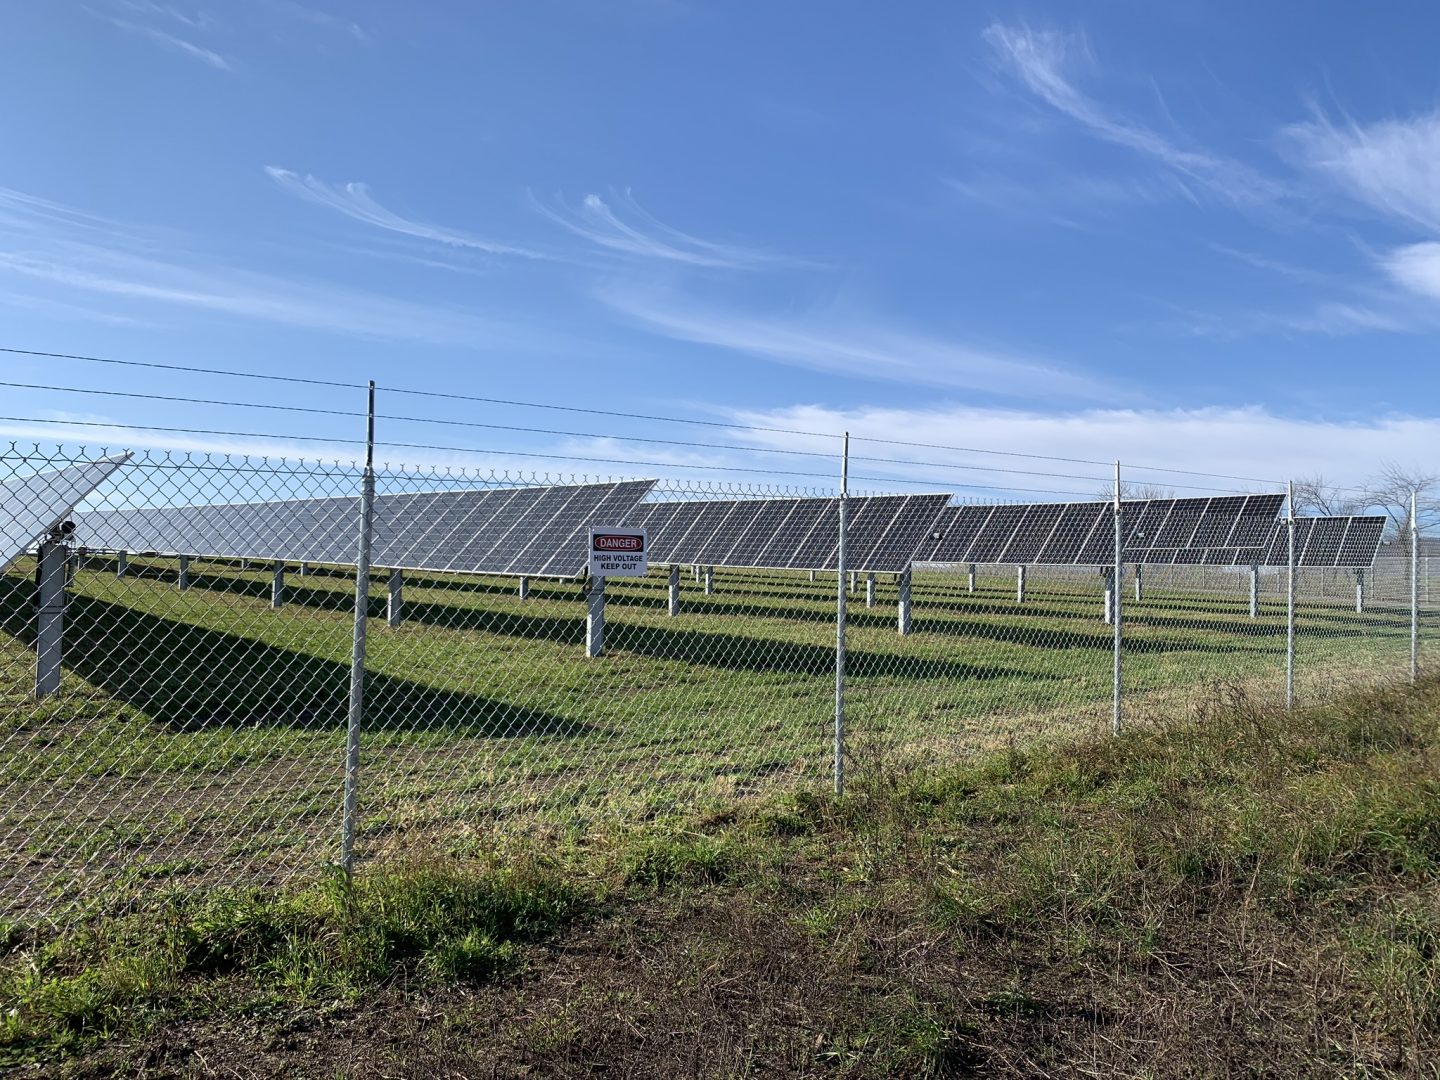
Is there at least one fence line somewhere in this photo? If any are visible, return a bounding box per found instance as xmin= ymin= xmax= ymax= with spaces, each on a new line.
xmin=0 ymin=385 xmax=1432 ymax=923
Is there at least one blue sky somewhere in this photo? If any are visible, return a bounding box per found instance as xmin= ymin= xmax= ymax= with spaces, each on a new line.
xmin=3 ymin=1 xmax=1440 ymax=496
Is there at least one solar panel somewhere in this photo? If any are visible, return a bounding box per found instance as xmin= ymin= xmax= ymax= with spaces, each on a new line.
xmin=1335 ymin=517 xmax=1386 ymax=568
xmin=913 ymin=493 xmax=1285 ymax=567
xmin=999 ymin=503 xmax=1066 ymax=563
xmin=1034 ymin=502 xmax=1106 ymax=564
xmin=0 ymin=454 xmax=132 ymax=573
xmin=629 ymin=494 xmax=948 ymax=574
xmin=967 ymin=504 xmax=1027 ymax=563
xmin=1244 ymin=516 xmax=1387 ymax=568
xmin=72 ymin=480 xmax=657 ymax=579
xmin=756 ymin=499 xmax=828 ymax=567
xmin=917 ymin=505 xmax=992 ymax=563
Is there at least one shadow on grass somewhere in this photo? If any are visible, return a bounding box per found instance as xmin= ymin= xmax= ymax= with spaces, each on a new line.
xmin=0 ymin=578 xmax=593 ymax=738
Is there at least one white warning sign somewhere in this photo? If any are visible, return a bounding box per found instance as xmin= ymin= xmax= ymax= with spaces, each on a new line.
xmin=588 ymin=526 xmax=648 ymax=577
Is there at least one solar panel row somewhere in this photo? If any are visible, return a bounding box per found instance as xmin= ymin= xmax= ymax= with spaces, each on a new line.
xmin=71 ymin=480 xmax=657 ymax=579
xmin=0 ymin=455 xmax=132 ymax=573
xmin=625 ymin=493 xmax=952 ymax=574
xmin=915 ymin=494 xmax=1286 ymax=567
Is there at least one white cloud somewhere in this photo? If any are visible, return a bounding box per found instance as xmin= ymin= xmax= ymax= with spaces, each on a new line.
xmin=266 ymin=168 xmax=551 ymax=260
xmin=983 ymin=22 xmax=1284 ymax=208
xmin=1286 ymin=111 xmax=1440 ymax=233
xmin=597 ymin=283 xmax=1109 ymax=400
xmin=533 ymin=190 xmax=787 ymax=269
xmin=722 ymin=402 xmax=1440 ymax=498
xmin=1381 ymin=242 xmax=1440 ymax=302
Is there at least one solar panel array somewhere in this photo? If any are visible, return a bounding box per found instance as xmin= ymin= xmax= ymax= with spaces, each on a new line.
xmin=626 ymin=493 xmax=951 ymax=574
xmin=1248 ymin=516 xmax=1387 ymax=568
xmin=72 ymin=480 xmax=657 ymax=579
xmin=0 ymin=454 xmax=131 ymax=573
xmin=914 ymin=493 xmax=1286 ymax=567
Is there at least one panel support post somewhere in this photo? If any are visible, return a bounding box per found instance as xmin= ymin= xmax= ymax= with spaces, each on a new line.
xmin=271 ymin=561 xmax=286 ymax=610
xmin=340 ymin=381 xmax=376 ymax=882
xmin=834 ymin=432 xmax=850 ymax=796
xmin=1112 ymin=460 xmax=1124 ymax=735
xmin=809 ymin=569 xmax=816 ymax=583
xmin=1103 ymin=569 xmax=1114 ymax=625
xmin=968 ymin=564 xmax=976 ymax=593
xmin=177 ymin=555 xmax=190 ymax=592
xmin=1411 ymin=491 xmax=1420 ymax=684
xmin=1249 ymin=564 xmax=1260 ymax=619
xmin=849 ymin=570 xmax=857 ymax=595
xmin=692 ymin=564 xmax=700 ymax=583
xmin=668 ymin=564 xmax=680 ymax=617
xmin=1286 ymin=481 xmax=1296 ymax=710
xmin=1016 ymin=565 xmax=1026 ymax=604
xmin=35 ymin=540 xmax=66 ymax=699
xmin=1355 ymin=568 xmax=1366 ymax=615
xmin=387 ymin=568 xmax=403 ymax=628
xmin=299 ymin=562 xmax=310 ymax=577
xmin=518 ymin=576 xmax=530 ymax=601
xmin=703 ymin=566 xmax=714 ymax=595
xmin=115 ymin=550 xmax=128 ymax=578
xmin=586 ymin=575 xmax=606 ymax=658
xmin=897 ymin=565 xmax=912 ymax=636
xmin=865 ymin=572 xmax=876 ymax=609
xmin=1134 ymin=563 xmax=1143 ymax=603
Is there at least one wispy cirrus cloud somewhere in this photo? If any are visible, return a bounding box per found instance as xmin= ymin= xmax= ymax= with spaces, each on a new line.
xmin=99 ymin=14 xmax=233 ymax=71
xmin=597 ymin=282 xmax=1109 ymax=401
xmin=261 ymin=0 xmax=368 ymax=43
xmin=266 ymin=167 xmax=552 ymax=259
xmin=1286 ymin=111 xmax=1440 ymax=311
xmin=1286 ymin=111 xmax=1440 ymax=233
xmin=982 ymin=22 xmax=1285 ymax=209
xmin=0 ymin=183 xmax=530 ymax=347
xmin=533 ymin=189 xmax=789 ymax=269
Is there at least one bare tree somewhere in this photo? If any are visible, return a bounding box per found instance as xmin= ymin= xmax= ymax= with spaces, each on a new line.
xmin=1290 ymin=475 xmax=1367 ymax=518
xmin=1095 ymin=481 xmax=1177 ymax=501
xmin=1363 ymin=462 xmax=1439 ymax=539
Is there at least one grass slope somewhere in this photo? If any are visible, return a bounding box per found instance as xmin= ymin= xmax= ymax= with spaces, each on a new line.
xmin=4 ymin=678 xmax=1440 ymax=1077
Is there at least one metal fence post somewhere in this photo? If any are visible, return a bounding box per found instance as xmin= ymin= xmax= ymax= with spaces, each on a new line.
xmin=1286 ymin=480 xmax=1296 ymax=710
xmin=834 ymin=431 xmax=849 ymax=796
xmin=1112 ymin=460 xmax=1123 ymax=735
xmin=1412 ymin=490 xmax=1420 ymax=684
xmin=340 ymin=381 xmax=377 ymax=880
xmin=35 ymin=538 xmax=67 ymax=699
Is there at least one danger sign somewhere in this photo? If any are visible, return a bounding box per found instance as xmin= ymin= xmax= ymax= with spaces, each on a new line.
xmin=589 ymin=527 xmax=648 ymax=577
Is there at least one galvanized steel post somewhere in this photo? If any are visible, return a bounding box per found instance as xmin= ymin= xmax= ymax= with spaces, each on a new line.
xmin=897 ymin=565 xmax=912 ymax=636
xmin=1286 ymin=480 xmax=1296 ymax=710
xmin=834 ymin=432 xmax=849 ymax=796
xmin=35 ymin=539 xmax=67 ymax=699
xmin=340 ymin=381 xmax=376 ymax=881
xmin=1412 ymin=490 xmax=1420 ymax=684
xmin=387 ymin=568 xmax=403 ymax=628
xmin=1112 ymin=460 xmax=1123 ymax=735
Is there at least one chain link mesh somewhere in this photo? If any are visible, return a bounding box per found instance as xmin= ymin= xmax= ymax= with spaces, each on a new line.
xmin=0 ymin=445 xmax=1428 ymax=924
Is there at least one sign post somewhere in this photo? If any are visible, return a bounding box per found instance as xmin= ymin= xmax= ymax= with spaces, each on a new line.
xmin=586 ymin=527 xmax=648 ymax=657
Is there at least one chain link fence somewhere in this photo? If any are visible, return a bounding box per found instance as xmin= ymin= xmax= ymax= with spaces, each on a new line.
xmin=1 ymin=441 xmax=1430 ymax=924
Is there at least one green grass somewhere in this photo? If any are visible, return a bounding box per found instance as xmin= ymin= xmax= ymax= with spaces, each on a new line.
xmin=3 ymin=678 xmax=1439 ymax=1074
xmin=0 ymin=554 xmax=1427 ymax=921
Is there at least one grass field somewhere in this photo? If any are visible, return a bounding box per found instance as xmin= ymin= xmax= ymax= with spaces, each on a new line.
xmin=4 ymin=676 xmax=1439 ymax=1075
xmin=0 ymin=553 xmax=1428 ymax=922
